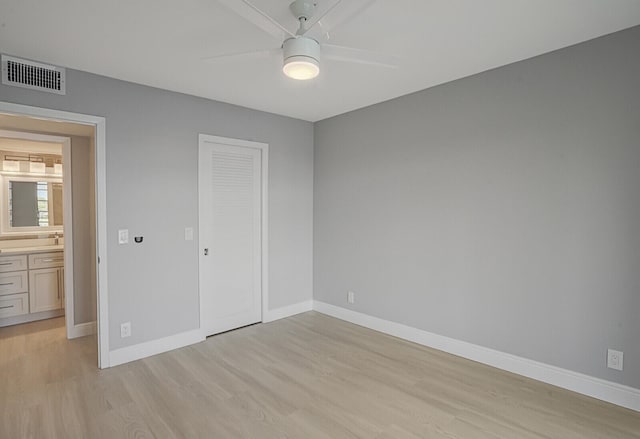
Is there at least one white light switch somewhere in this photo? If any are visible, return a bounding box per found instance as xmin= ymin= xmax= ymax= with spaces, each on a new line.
xmin=118 ymin=229 xmax=129 ymax=245
xmin=185 ymin=227 xmax=194 ymax=241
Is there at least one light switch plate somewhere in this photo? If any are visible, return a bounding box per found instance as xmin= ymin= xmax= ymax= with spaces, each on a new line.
xmin=118 ymin=229 xmax=129 ymax=245
xmin=185 ymin=227 xmax=194 ymax=241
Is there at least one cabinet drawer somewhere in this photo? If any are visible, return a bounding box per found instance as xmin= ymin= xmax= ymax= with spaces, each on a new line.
xmin=0 ymin=293 xmax=29 ymax=318
xmin=0 ymin=255 xmax=28 ymax=273
xmin=29 ymin=252 xmax=64 ymax=269
xmin=0 ymin=271 xmax=28 ymax=296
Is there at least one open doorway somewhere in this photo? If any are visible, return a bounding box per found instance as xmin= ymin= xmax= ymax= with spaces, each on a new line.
xmin=0 ymin=104 xmax=107 ymax=368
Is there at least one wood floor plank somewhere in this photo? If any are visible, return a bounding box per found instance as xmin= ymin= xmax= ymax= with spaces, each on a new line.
xmin=1 ymin=312 xmax=639 ymax=438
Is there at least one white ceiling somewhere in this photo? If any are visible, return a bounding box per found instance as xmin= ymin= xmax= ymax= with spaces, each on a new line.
xmin=1 ymin=1 xmax=640 ymax=122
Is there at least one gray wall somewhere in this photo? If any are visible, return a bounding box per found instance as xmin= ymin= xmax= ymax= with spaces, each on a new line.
xmin=70 ymin=135 xmax=96 ymax=324
xmin=0 ymin=70 xmax=314 ymax=350
xmin=314 ymin=26 xmax=640 ymax=388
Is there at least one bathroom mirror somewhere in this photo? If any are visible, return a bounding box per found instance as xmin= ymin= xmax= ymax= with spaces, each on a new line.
xmin=1 ymin=176 xmax=63 ymax=234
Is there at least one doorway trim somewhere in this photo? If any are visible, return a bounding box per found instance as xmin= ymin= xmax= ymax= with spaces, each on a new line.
xmin=197 ymin=134 xmax=269 ymax=334
xmin=0 ymin=101 xmax=109 ymax=369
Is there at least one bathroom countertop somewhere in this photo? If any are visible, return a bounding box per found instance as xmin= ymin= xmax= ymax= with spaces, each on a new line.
xmin=0 ymin=244 xmax=64 ymax=254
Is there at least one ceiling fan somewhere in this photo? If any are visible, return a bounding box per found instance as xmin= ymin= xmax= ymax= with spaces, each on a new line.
xmin=207 ymin=0 xmax=397 ymax=80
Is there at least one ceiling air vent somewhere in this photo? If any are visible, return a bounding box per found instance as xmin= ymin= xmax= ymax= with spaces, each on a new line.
xmin=1 ymin=54 xmax=66 ymax=95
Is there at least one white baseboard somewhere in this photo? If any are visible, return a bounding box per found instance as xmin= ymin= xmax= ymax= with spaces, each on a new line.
xmin=68 ymin=321 xmax=96 ymax=339
xmin=313 ymin=300 xmax=640 ymax=412
xmin=263 ymin=299 xmax=313 ymax=323
xmin=109 ymin=329 xmax=205 ymax=367
xmin=108 ymin=300 xmax=313 ymax=368
xmin=0 ymin=309 xmax=64 ymax=327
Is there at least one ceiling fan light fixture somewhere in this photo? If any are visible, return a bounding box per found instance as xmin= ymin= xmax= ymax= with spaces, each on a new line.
xmin=283 ymin=56 xmax=320 ymax=80
xmin=282 ymin=37 xmax=320 ymax=80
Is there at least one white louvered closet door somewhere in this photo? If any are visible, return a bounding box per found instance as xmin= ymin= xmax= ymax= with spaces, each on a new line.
xmin=199 ymin=139 xmax=262 ymax=337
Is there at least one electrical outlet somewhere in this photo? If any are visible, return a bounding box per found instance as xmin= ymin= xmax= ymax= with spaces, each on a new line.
xmin=607 ymin=349 xmax=623 ymax=371
xmin=120 ymin=322 xmax=131 ymax=338
xmin=347 ymin=291 xmax=355 ymax=304
xmin=118 ymin=229 xmax=129 ymax=245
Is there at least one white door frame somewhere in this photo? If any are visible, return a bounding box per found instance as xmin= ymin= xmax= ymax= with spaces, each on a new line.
xmin=0 ymin=101 xmax=109 ymax=369
xmin=0 ymin=129 xmax=77 ymax=336
xmin=197 ymin=134 xmax=269 ymax=334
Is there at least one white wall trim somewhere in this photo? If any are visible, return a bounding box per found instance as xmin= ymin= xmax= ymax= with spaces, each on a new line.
xmin=61 ymin=139 xmax=76 ymax=340
xmin=313 ymin=300 xmax=640 ymax=412
xmin=0 ymin=308 xmax=64 ymax=328
xmin=69 ymin=321 xmax=96 ymax=338
xmin=0 ymin=101 xmax=109 ymax=369
xmin=109 ymin=296 xmax=309 ymax=366
xmin=263 ymin=300 xmax=313 ymax=323
xmin=109 ymin=329 xmax=205 ymax=367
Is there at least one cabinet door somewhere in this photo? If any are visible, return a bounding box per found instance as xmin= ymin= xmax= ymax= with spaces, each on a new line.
xmin=29 ymin=268 xmax=62 ymax=313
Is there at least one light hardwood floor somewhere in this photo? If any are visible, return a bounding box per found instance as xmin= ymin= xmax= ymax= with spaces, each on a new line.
xmin=1 ymin=312 xmax=639 ymax=438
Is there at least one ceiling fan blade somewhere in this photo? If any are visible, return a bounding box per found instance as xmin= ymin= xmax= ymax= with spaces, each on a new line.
xmin=322 ymin=44 xmax=398 ymax=68
xmin=203 ymin=47 xmax=282 ymax=63
xmin=302 ymin=0 xmax=378 ymax=39
xmin=218 ymin=0 xmax=295 ymax=40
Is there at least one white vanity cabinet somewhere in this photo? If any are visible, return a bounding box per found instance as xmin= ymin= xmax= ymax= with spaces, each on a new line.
xmin=29 ymin=252 xmax=65 ymax=313
xmin=0 ymin=249 xmax=64 ymax=324
xmin=0 ymin=255 xmax=29 ymax=318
